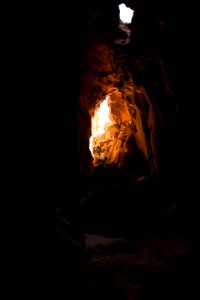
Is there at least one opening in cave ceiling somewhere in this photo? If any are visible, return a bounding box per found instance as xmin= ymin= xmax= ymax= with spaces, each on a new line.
xmin=119 ymin=3 xmax=134 ymax=24
xmin=116 ymin=3 xmax=134 ymax=45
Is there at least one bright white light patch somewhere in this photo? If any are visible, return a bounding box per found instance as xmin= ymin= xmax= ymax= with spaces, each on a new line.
xmin=119 ymin=3 xmax=134 ymax=24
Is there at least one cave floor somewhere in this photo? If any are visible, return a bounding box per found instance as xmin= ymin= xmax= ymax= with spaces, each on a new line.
xmin=80 ymin=232 xmax=196 ymax=300
xmin=77 ymin=166 xmax=197 ymax=299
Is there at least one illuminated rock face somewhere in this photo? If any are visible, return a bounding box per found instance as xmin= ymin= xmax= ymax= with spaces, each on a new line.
xmin=80 ymin=36 xmax=158 ymax=173
xmin=89 ymin=94 xmax=133 ymax=166
xmin=79 ymin=0 xmax=189 ymax=180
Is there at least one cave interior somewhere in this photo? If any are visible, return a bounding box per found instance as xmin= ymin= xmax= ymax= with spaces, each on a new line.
xmin=53 ymin=1 xmax=198 ymax=298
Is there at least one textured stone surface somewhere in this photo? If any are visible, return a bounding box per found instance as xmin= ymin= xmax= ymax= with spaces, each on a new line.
xmin=80 ymin=1 xmax=166 ymax=177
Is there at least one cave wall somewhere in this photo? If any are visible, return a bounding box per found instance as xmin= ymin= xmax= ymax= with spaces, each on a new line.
xmin=49 ymin=1 xmax=198 ymax=294
xmin=80 ymin=0 xmax=163 ymax=177
xmin=79 ymin=0 xmax=198 ymax=193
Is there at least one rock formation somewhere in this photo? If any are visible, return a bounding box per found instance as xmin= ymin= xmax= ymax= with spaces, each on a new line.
xmin=79 ymin=1 xmax=168 ymax=179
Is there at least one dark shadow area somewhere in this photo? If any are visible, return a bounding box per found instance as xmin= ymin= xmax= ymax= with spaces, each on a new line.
xmin=47 ymin=1 xmax=199 ymax=299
